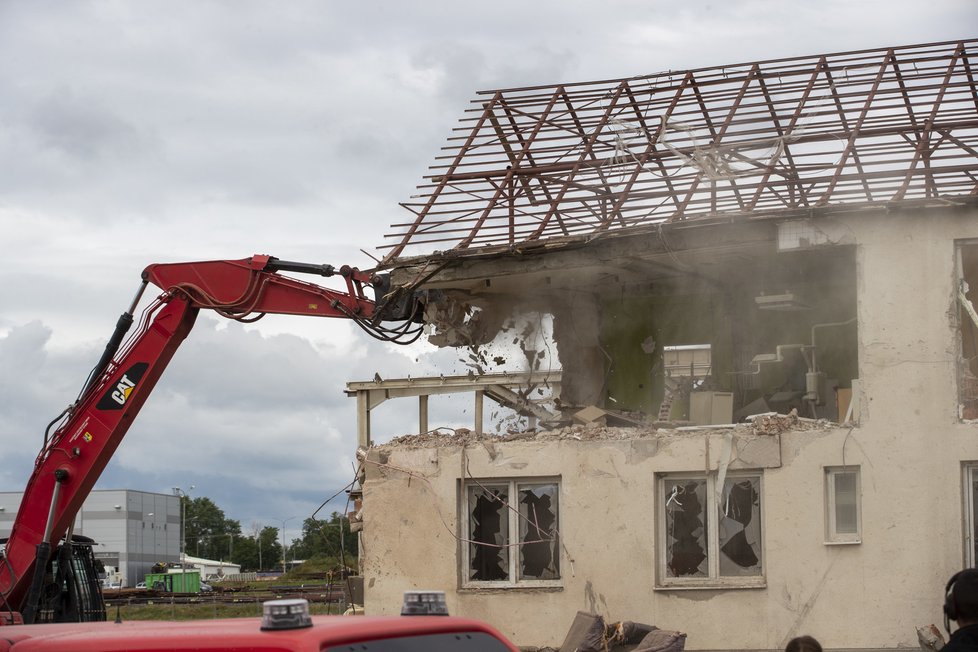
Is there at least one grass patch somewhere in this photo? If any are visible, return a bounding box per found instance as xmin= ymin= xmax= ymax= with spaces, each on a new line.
xmin=107 ymin=598 xmax=350 ymax=621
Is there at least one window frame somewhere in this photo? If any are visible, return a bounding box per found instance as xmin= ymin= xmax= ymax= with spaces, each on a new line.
xmin=824 ymin=466 xmax=862 ymax=544
xmin=956 ymin=239 xmax=978 ymax=421
xmin=964 ymin=463 xmax=978 ymax=568
xmin=655 ymin=470 xmax=765 ymax=590
xmin=459 ymin=477 xmax=562 ymax=590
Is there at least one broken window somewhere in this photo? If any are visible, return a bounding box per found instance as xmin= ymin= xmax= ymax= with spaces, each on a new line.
xmin=659 ymin=472 xmax=764 ymax=587
xmin=958 ymin=242 xmax=978 ymax=420
xmin=824 ymin=466 xmax=861 ymax=544
xmin=467 ymin=485 xmax=510 ymax=581
xmin=464 ymin=479 xmax=560 ymax=586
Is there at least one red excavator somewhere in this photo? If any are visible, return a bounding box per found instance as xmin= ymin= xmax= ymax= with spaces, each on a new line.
xmin=0 ymin=255 xmax=425 ymax=626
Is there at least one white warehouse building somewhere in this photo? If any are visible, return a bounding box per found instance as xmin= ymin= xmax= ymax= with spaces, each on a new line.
xmin=0 ymin=489 xmax=180 ymax=588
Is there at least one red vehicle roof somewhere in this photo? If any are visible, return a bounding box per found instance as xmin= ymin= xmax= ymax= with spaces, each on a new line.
xmin=0 ymin=615 xmax=519 ymax=651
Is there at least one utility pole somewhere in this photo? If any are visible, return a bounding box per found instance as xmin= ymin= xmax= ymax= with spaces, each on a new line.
xmin=278 ymin=517 xmax=296 ymax=573
xmin=173 ymin=485 xmax=194 ymax=571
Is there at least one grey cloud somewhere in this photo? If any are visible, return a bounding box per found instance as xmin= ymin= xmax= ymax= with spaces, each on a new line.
xmin=0 ymin=314 xmax=443 ymax=523
xmin=29 ymin=88 xmax=150 ymax=162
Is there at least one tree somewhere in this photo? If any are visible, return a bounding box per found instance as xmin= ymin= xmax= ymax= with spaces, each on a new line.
xmin=234 ymin=526 xmax=281 ymax=572
xmin=290 ymin=512 xmax=357 ymax=564
xmin=182 ymin=496 xmax=241 ymax=561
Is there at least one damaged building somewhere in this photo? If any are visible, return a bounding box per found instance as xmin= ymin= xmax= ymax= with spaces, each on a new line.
xmin=353 ymin=39 xmax=978 ymax=650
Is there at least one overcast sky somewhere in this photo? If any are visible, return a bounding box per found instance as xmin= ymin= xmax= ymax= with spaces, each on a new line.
xmin=0 ymin=1 xmax=973 ymax=541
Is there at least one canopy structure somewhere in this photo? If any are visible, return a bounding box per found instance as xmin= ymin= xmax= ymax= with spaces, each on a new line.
xmin=382 ymin=39 xmax=978 ymax=263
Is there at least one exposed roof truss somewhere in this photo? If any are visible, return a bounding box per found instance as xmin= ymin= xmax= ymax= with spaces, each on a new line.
xmin=382 ymin=39 xmax=978 ymax=263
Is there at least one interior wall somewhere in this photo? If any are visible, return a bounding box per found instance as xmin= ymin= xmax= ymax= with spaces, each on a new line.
xmin=594 ymin=243 xmax=859 ymax=420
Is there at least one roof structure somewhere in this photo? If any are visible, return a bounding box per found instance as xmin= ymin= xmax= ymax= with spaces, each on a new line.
xmin=382 ymin=39 xmax=978 ymax=264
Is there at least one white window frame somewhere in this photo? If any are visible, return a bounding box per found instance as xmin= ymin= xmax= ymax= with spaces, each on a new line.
xmin=460 ymin=477 xmax=561 ymax=589
xmin=824 ymin=466 xmax=861 ymax=544
xmin=964 ymin=463 xmax=978 ymax=567
xmin=956 ymin=240 xmax=978 ymax=422
xmin=655 ymin=471 xmax=765 ymax=590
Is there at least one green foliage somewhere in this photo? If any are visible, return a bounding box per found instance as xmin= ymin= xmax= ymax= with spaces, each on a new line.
xmin=234 ymin=526 xmax=282 ymax=572
xmin=177 ymin=495 xmax=355 ymax=574
xmin=182 ymin=496 xmax=241 ymax=562
xmin=281 ymin=553 xmax=356 ymax=581
xmin=288 ymin=513 xmax=357 ymax=565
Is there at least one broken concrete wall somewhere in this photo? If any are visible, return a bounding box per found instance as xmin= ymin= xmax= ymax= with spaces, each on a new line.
xmin=364 ymin=207 xmax=978 ymax=650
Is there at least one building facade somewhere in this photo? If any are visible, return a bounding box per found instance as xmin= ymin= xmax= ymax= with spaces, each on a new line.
xmin=362 ymin=208 xmax=978 ymax=650
xmin=358 ymin=40 xmax=978 ymax=651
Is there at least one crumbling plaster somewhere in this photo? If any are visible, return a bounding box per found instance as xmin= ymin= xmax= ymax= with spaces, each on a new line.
xmin=365 ymin=206 xmax=978 ymax=650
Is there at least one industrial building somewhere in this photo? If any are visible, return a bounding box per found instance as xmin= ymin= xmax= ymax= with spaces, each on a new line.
xmin=0 ymin=489 xmax=180 ymax=588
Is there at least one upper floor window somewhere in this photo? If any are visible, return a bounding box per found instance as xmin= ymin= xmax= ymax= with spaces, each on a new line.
xmin=957 ymin=241 xmax=978 ymax=420
xmin=964 ymin=463 xmax=978 ymax=567
xmin=824 ymin=466 xmax=861 ymax=544
xmin=657 ymin=471 xmax=764 ymax=589
xmin=462 ymin=479 xmax=560 ymax=588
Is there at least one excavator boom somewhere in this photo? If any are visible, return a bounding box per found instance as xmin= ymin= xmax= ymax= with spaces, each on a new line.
xmin=0 ymin=255 xmax=422 ymax=623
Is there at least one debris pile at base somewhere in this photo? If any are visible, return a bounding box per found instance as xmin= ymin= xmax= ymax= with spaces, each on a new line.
xmin=520 ymin=611 xmax=685 ymax=652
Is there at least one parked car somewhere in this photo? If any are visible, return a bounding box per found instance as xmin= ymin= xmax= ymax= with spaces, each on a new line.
xmin=134 ymin=581 xmax=146 ymax=589
xmin=199 ymin=581 xmax=213 ymax=592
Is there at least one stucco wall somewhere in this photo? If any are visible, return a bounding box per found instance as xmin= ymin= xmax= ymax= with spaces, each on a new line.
xmin=361 ymin=208 xmax=978 ymax=650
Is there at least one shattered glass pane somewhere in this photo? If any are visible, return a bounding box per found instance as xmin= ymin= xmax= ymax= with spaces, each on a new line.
xmin=664 ymin=479 xmax=708 ymax=577
xmin=468 ymin=485 xmax=509 ymax=581
xmin=719 ymin=476 xmax=762 ymax=577
xmin=834 ymin=471 xmax=858 ymax=534
xmin=517 ymin=483 xmax=559 ymax=580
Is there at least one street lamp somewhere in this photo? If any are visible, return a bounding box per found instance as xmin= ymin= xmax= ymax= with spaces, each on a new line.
xmin=148 ymin=513 xmax=157 ymax=559
xmin=277 ymin=517 xmax=296 ymax=573
xmin=256 ymin=530 xmax=263 ymax=571
xmin=173 ymin=485 xmax=194 ymax=569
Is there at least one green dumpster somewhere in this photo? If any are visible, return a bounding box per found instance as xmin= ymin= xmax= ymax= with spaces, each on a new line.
xmin=143 ymin=570 xmax=201 ymax=593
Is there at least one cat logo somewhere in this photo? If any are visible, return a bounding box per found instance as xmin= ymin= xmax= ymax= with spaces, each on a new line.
xmin=96 ymin=362 xmax=149 ymax=411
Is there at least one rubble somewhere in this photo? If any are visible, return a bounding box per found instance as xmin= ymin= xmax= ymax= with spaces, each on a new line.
xmin=374 ymin=409 xmax=834 ymax=451
xmin=548 ymin=611 xmax=686 ymax=652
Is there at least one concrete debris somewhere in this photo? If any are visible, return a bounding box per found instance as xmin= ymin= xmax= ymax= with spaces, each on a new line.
xmin=573 ymin=405 xmax=608 ymax=425
xmin=749 ymin=409 xmax=828 ymax=435
xmin=558 ymin=611 xmax=604 ymax=652
xmin=424 ymin=291 xmax=510 ymax=349
xmin=375 ymin=410 xmax=833 ymax=450
xmin=554 ymin=611 xmax=686 ymax=652
xmin=915 ymin=624 xmax=945 ymax=651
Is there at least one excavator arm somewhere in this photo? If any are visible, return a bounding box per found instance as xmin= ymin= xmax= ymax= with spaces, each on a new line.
xmin=0 ymin=255 xmax=423 ymax=623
